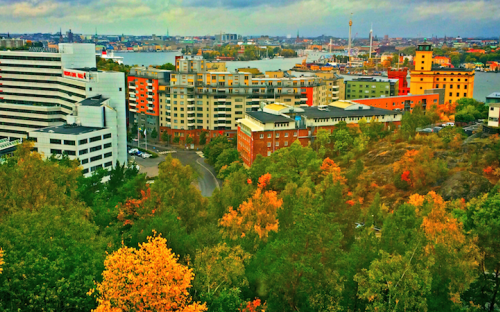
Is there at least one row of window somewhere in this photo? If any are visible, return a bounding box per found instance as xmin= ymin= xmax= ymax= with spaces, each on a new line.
xmin=267 ymin=141 xmax=290 ymax=148
xmin=0 ymin=63 xmax=61 ymax=69
xmin=0 ymin=55 xmax=61 ymax=61
xmin=1 ymin=84 xmax=86 ymax=98
xmin=0 ymin=70 xmax=61 ymax=77
xmin=0 ymin=114 xmax=65 ymax=123
xmin=1 ymin=92 xmax=78 ymax=104
xmin=259 ymin=132 xmax=296 ymax=139
xmin=435 ymin=84 xmax=468 ymax=89
xmin=0 ymin=77 xmax=86 ymax=90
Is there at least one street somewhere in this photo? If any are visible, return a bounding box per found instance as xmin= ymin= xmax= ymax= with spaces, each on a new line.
xmin=128 ymin=142 xmax=220 ymax=197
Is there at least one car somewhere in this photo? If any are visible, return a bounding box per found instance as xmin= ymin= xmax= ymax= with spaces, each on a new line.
xmin=135 ymin=150 xmax=142 ymax=156
xmin=141 ymin=153 xmax=151 ymax=159
xmin=443 ymin=122 xmax=455 ymax=127
xmin=128 ymin=148 xmax=139 ymax=155
xmin=418 ymin=128 xmax=433 ymax=133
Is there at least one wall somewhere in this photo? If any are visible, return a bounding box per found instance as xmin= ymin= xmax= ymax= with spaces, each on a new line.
xmin=353 ymin=94 xmax=440 ymax=111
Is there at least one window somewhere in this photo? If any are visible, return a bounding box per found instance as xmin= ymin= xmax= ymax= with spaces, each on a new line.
xmin=276 ymin=133 xmax=280 ymax=138
xmin=90 ymin=145 xmax=102 ymax=152
xmin=104 ymin=143 xmax=112 ymax=149
xmin=276 ymin=142 xmax=279 ymax=147
xmin=285 ymin=132 xmax=289 ymax=137
xmin=119 ymin=87 xmax=122 ymax=91
xmin=450 ymin=85 xmax=453 ymax=89
xmin=90 ymin=155 xmax=102 ymax=162
xmin=464 ymin=85 xmax=468 ymax=89
xmin=436 ymin=84 xmax=439 ymax=88
xmin=81 ymin=159 xmax=88 ymax=165
xmin=104 ymin=152 xmax=112 ymax=158
xmin=104 ymin=161 xmax=112 ymax=168
xmin=79 ymin=149 xmax=88 ymax=155
xmin=260 ymin=134 xmax=264 ymax=139
xmin=103 ymin=133 xmax=112 ymax=139
xmin=294 ymin=132 xmax=297 ymax=137
xmin=464 ymin=93 xmax=467 ymax=97
xmin=267 ymin=142 xmax=271 ymax=147
xmin=65 ymin=150 xmax=76 ymax=156
xmin=284 ymin=141 xmax=288 ymax=146
xmin=50 ymin=139 xmax=61 ymax=144
xmin=267 ymin=151 xmax=271 ymax=156
xmin=267 ymin=133 xmax=272 ymax=138
xmin=449 ymin=92 xmax=452 ymax=96
xmin=90 ymin=136 xmax=101 ymax=143
xmin=50 ymin=149 xmax=62 ymax=154
xmin=456 ymin=93 xmax=459 ymax=97
xmin=64 ymin=140 xmax=75 ymax=145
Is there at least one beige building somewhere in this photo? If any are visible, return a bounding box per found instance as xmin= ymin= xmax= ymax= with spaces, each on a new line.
xmin=206 ymin=62 xmax=227 ymax=72
xmin=313 ymin=72 xmax=345 ymax=101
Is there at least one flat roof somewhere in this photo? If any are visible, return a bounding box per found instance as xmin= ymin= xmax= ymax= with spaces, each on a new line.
xmin=31 ymin=124 xmax=105 ymax=135
xmin=246 ymin=111 xmax=291 ymax=123
xmin=265 ymin=104 xmax=287 ymax=112
xmin=80 ymin=95 xmax=108 ymax=106
xmin=487 ymin=92 xmax=500 ymax=99
xmin=299 ymin=106 xmax=398 ymax=118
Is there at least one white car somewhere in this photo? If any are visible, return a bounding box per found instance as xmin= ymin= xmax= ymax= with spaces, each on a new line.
xmin=141 ymin=153 xmax=151 ymax=159
xmin=443 ymin=122 xmax=455 ymax=127
xmin=128 ymin=148 xmax=139 ymax=155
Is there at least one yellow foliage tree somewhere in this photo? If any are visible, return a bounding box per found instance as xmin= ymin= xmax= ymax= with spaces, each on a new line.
xmin=0 ymin=248 xmax=3 ymax=274
xmin=220 ymin=174 xmax=283 ymax=241
xmin=91 ymin=234 xmax=206 ymax=312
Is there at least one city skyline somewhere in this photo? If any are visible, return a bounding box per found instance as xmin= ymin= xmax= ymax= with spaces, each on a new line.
xmin=1 ymin=0 xmax=499 ymax=37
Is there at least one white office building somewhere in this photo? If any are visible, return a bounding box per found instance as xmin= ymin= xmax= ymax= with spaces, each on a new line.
xmin=0 ymin=43 xmax=127 ymax=167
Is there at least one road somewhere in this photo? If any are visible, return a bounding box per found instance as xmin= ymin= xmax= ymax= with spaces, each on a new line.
xmin=128 ymin=143 xmax=220 ymax=197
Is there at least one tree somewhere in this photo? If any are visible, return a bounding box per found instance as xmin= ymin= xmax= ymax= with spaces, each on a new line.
xmin=173 ymin=136 xmax=180 ymax=144
xmin=91 ymin=234 xmax=206 ymax=312
xmin=199 ymin=131 xmax=208 ymax=145
xmin=151 ymin=127 xmax=158 ymax=139
xmin=220 ymin=173 xmax=283 ymax=241
xmin=215 ymin=149 xmax=241 ymax=174
xmin=0 ymin=205 xmax=107 ymax=311
xmin=194 ymin=243 xmax=251 ymax=297
xmin=333 ymin=128 xmax=353 ymax=155
xmin=355 ymin=250 xmax=433 ymax=312
xmin=157 ymin=62 xmax=175 ymax=70
xmin=393 ymin=148 xmax=448 ymax=189
xmin=162 ymin=131 xmax=171 ymax=143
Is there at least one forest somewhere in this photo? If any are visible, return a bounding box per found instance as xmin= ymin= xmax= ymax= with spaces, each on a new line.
xmin=0 ymin=100 xmax=500 ymax=312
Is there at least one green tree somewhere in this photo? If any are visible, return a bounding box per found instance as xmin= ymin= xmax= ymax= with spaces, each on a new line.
xmin=199 ymin=131 xmax=208 ymax=145
xmin=333 ymin=128 xmax=353 ymax=155
xmin=0 ymin=205 xmax=107 ymax=311
xmin=214 ymin=148 xmax=241 ymax=174
xmin=151 ymin=127 xmax=158 ymax=139
xmin=157 ymin=62 xmax=175 ymax=70
xmin=161 ymin=131 xmax=171 ymax=143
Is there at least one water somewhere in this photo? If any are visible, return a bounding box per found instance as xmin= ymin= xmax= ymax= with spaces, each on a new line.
xmin=115 ymin=52 xmax=500 ymax=102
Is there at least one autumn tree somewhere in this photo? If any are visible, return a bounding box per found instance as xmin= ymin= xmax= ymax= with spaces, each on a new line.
xmin=92 ymin=234 xmax=206 ymax=312
xmin=220 ymin=173 xmax=283 ymax=241
xmin=194 ymin=243 xmax=251 ymax=297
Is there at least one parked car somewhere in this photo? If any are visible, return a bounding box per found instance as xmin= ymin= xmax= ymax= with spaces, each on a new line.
xmin=141 ymin=153 xmax=151 ymax=159
xmin=443 ymin=122 xmax=455 ymax=127
xmin=418 ymin=128 xmax=434 ymax=133
xmin=128 ymin=148 xmax=139 ymax=155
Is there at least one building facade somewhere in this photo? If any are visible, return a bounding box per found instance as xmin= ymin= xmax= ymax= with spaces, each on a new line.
xmin=30 ymin=95 xmax=124 ymax=176
xmin=345 ymin=77 xmax=398 ymax=100
xmin=128 ymin=66 xmax=171 ymax=138
xmin=410 ymin=43 xmax=475 ymax=104
xmin=156 ymin=56 xmax=328 ymax=144
xmin=352 ymin=93 xmax=441 ymax=111
xmin=237 ymin=102 xmax=403 ymax=166
xmin=0 ymin=43 xmax=127 ymax=166
xmin=387 ymin=67 xmax=410 ymax=95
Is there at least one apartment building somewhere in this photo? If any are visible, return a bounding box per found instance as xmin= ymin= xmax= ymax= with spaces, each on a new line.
xmin=237 ymin=102 xmax=403 ymax=166
xmin=128 ymin=66 xmax=171 ymax=136
xmin=0 ymin=38 xmax=26 ymax=48
xmin=351 ymin=93 xmax=441 ymax=111
xmin=157 ymin=56 xmax=328 ymax=144
xmin=410 ymin=43 xmax=474 ymax=104
xmin=30 ymin=95 xmax=120 ymax=176
xmin=0 ymin=43 xmax=127 ymax=165
xmin=345 ymin=77 xmax=399 ymax=100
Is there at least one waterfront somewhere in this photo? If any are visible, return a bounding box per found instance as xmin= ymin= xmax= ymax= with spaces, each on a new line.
xmin=115 ymin=52 xmax=500 ymax=101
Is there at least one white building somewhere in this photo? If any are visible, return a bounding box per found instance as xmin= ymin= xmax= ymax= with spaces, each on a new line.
xmin=30 ymin=95 xmax=122 ymax=176
xmin=0 ymin=43 xmax=127 ymax=166
xmin=488 ymin=103 xmax=500 ymax=127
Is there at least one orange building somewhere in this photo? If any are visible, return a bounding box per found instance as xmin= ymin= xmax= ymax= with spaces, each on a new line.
xmin=387 ymin=67 xmax=410 ymax=95
xmin=410 ymin=43 xmax=474 ymax=104
xmin=352 ymin=93 xmax=441 ymax=111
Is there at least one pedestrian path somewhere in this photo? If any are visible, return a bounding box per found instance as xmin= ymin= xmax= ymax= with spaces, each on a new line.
xmin=158 ymin=150 xmax=177 ymax=155
xmin=196 ymin=151 xmax=204 ymax=158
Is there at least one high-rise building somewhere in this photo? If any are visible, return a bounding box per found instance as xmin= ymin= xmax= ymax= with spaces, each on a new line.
xmin=127 ymin=66 xmax=171 ymax=137
xmin=410 ymin=43 xmax=474 ymax=104
xmin=0 ymin=43 xmax=127 ymax=171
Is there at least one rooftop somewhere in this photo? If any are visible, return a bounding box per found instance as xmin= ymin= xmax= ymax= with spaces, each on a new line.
xmin=79 ymin=95 xmax=108 ymax=106
xmin=487 ymin=92 xmax=500 ymax=99
xmin=299 ymin=106 xmax=397 ymax=119
xmin=31 ymin=124 xmax=105 ymax=135
xmin=246 ymin=111 xmax=291 ymax=123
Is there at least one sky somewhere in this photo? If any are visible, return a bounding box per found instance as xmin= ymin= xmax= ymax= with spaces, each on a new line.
xmin=1 ymin=0 xmax=499 ymax=38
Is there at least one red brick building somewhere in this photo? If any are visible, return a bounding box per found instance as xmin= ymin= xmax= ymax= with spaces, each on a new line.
xmin=237 ymin=102 xmax=403 ymax=167
xmin=387 ymin=67 xmax=410 ymax=95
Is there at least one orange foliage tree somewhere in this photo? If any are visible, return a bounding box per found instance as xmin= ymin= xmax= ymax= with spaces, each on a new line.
xmin=320 ymin=158 xmax=346 ymax=185
xmin=240 ymin=299 xmax=266 ymax=312
xmin=220 ymin=173 xmax=283 ymax=241
xmin=393 ymin=147 xmax=447 ymax=189
xmin=117 ymin=188 xmax=152 ymax=226
xmin=91 ymin=234 xmax=206 ymax=312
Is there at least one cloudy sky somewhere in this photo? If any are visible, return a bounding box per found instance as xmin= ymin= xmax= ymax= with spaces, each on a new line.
xmin=1 ymin=0 xmax=499 ymax=38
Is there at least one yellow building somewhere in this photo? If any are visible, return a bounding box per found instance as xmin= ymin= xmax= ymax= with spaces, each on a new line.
xmin=410 ymin=43 xmax=474 ymax=104
xmin=266 ymin=70 xmax=285 ymax=78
